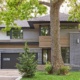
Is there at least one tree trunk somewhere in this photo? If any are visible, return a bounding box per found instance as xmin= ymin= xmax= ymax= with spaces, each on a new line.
xmin=50 ymin=0 xmax=64 ymax=73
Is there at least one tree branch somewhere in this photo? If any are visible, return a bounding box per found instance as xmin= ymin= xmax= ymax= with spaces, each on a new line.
xmin=51 ymin=0 xmax=64 ymax=5
xmin=39 ymin=1 xmax=50 ymax=7
xmin=0 ymin=6 xmax=3 ymax=11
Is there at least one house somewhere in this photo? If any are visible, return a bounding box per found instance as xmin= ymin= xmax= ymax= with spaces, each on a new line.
xmin=0 ymin=13 xmax=80 ymax=70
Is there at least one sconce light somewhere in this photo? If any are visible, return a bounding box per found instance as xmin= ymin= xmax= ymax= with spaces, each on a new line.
xmin=76 ymin=38 xmax=79 ymax=44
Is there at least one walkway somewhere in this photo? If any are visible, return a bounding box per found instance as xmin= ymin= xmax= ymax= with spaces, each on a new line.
xmin=0 ymin=69 xmax=21 ymax=80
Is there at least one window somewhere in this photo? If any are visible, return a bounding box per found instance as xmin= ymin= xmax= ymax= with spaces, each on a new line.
xmin=7 ymin=31 xmax=10 ymax=36
xmin=61 ymin=26 xmax=78 ymax=29
xmin=12 ymin=29 xmax=23 ymax=39
xmin=7 ymin=29 xmax=23 ymax=39
xmin=42 ymin=49 xmax=51 ymax=64
xmin=40 ymin=25 xmax=50 ymax=36
xmin=61 ymin=47 xmax=70 ymax=63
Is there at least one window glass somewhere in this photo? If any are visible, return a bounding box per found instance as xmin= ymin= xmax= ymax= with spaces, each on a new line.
xmin=42 ymin=49 xmax=48 ymax=64
xmin=40 ymin=25 xmax=50 ymax=36
xmin=7 ymin=31 xmax=10 ymax=36
xmin=7 ymin=29 xmax=23 ymax=39
xmin=61 ymin=26 xmax=78 ymax=29
xmin=61 ymin=47 xmax=70 ymax=63
xmin=12 ymin=29 xmax=23 ymax=39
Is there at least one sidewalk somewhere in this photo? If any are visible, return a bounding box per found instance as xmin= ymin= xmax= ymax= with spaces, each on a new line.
xmin=0 ymin=69 xmax=21 ymax=80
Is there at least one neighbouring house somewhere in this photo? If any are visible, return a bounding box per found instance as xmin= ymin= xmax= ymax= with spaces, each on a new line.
xmin=0 ymin=13 xmax=80 ymax=70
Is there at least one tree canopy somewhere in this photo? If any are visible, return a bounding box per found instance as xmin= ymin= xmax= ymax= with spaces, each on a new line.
xmin=0 ymin=0 xmax=47 ymax=31
xmin=68 ymin=0 xmax=80 ymax=21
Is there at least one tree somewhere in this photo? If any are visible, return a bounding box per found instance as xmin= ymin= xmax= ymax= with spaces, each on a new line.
xmin=0 ymin=0 xmax=79 ymax=73
xmin=40 ymin=0 xmax=64 ymax=73
xmin=16 ymin=42 xmax=37 ymax=77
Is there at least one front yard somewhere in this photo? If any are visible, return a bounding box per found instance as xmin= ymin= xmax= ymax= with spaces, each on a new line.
xmin=21 ymin=71 xmax=80 ymax=80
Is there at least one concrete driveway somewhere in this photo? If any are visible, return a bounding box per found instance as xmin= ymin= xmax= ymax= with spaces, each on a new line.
xmin=0 ymin=69 xmax=21 ymax=80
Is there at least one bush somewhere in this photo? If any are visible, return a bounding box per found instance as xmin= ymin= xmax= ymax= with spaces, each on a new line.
xmin=16 ymin=42 xmax=37 ymax=78
xmin=58 ymin=66 xmax=70 ymax=75
xmin=45 ymin=62 xmax=53 ymax=74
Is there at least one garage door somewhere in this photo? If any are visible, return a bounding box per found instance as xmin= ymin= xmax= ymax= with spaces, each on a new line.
xmin=1 ymin=53 xmax=19 ymax=69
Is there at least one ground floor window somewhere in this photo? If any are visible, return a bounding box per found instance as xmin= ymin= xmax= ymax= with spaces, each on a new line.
xmin=61 ymin=47 xmax=70 ymax=64
xmin=42 ymin=49 xmax=51 ymax=64
xmin=33 ymin=53 xmax=38 ymax=61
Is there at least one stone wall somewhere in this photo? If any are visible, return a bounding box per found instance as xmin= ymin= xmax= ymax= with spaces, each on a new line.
xmin=70 ymin=32 xmax=80 ymax=70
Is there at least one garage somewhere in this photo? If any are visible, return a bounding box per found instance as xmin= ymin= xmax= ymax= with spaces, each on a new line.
xmin=1 ymin=53 xmax=19 ymax=69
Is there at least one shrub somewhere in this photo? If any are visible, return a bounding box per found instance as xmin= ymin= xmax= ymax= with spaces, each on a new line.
xmin=45 ymin=62 xmax=53 ymax=74
xmin=58 ymin=66 xmax=70 ymax=75
xmin=16 ymin=42 xmax=37 ymax=78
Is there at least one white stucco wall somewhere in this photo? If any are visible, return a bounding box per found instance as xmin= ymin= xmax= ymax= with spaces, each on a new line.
xmin=23 ymin=29 xmax=39 ymax=42
xmin=60 ymin=29 xmax=78 ymax=37
xmin=0 ymin=31 xmax=10 ymax=40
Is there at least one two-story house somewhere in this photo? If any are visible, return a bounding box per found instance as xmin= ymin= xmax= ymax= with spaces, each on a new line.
xmin=0 ymin=13 xmax=80 ymax=70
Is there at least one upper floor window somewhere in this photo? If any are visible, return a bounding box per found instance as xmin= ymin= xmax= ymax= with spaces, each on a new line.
xmin=7 ymin=29 xmax=23 ymax=39
xmin=40 ymin=25 xmax=50 ymax=36
xmin=61 ymin=26 xmax=78 ymax=29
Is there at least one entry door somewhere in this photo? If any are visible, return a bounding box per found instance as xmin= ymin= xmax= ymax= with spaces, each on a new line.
xmin=1 ymin=53 xmax=19 ymax=69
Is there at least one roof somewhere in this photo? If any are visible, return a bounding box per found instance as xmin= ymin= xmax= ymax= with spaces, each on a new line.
xmin=28 ymin=13 xmax=69 ymax=21
xmin=0 ymin=13 xmax=76 ymax=28
xmin=0 ymin=20 xmax=30 ymax=28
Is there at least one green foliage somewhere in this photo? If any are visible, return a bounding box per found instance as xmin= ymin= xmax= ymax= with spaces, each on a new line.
xmin=68 ymin=0 xmax=80 ymax=21
xmin=57 ymin=66 xmax=70 ymax=75
xmin=16 ymin=42 xmax=37 ymax=78
xmin=0 ymin=0 xmax=47 ymax=31
xmin=45 ymin=62 xmax=53 ymax=74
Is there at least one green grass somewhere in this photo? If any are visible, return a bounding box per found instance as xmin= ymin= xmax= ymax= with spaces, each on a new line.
xmin=21 ymin=71 xmax=80 ymax=80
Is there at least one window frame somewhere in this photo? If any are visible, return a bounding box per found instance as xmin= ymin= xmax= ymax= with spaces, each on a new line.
xmin=7 ymin=28 xmax=23 ymax=39
xmin=42 ymin=49 xmax=51 ymax=64
xmin=61 ymin=47 xmax=70 ymax=64
xmin=39 ymin=25 xmax=50 ymax=36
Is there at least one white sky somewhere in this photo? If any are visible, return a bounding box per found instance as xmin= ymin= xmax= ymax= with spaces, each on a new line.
xmin=60 ymin=2 xmax=70 ymax=14
xmin=41 ymin=0 xmax=70 ymax=14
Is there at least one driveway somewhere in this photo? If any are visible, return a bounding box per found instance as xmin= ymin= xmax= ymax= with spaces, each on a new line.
xmin=0 ymin=69 xmax=21 ymax=80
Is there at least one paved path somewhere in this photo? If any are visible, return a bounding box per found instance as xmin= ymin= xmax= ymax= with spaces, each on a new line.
xmin=0 ymin=76 xmax=17 ymax=80
xmin=0 ymin=69 xmax=21 ymax=80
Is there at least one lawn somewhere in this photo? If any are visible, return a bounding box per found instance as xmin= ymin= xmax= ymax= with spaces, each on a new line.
xmin=21 ymin=71 xmax=80 ymax=80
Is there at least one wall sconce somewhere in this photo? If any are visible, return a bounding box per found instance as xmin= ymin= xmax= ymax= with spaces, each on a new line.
xmin=76 ymin=38 xmax=79 ymax=44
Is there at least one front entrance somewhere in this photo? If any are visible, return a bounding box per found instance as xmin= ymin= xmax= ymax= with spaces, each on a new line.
xmin=42 ymin=49 xmax=51 ymax=64
xmin=1 ymin=53 xmax=19 ymax=69
xmin=61 ymin=47 xmax=70 ymax=64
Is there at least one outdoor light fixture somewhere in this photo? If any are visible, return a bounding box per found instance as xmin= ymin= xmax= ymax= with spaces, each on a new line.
xmin=76 ymin=38 xmax=79 ymax=44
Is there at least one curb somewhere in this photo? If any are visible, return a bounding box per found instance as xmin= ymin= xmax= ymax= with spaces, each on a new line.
xmin=15 ymin=76 xmax=22 ymax=80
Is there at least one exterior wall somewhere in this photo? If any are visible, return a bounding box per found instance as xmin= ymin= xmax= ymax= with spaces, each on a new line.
xmin=0 ymin=31 xmax=10 ymax=40
xmin=70 ymin=32 xmax=80 ymax=70
xmin=60 ymin=29 xmax=78 ymax=37
xmin=0 ymin=44 xmax=39 ymax=48
xmin=0 ymin=48 xmax=42 ymax=68
xmin=23 ymin=29 xmax=39 ymax=42
xmin=29 ymin=48 xmax=42 ymax=64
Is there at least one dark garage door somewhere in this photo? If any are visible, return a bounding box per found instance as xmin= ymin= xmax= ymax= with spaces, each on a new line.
xmin=1 ymin=53 xmax=19 ymax=69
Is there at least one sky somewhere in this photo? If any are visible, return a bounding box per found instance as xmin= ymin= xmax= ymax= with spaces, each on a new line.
xmin=41 ymin=0 xmax=70 ymax=14
xmin=60 ymin=2 xmax=70 ymax=14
